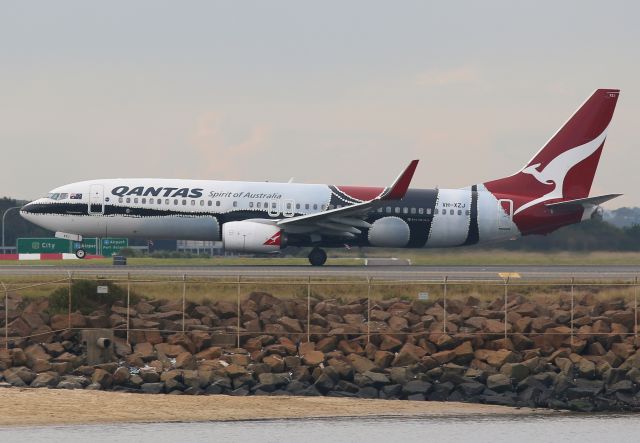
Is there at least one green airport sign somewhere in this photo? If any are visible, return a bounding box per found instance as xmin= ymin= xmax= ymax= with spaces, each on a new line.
xmin=101 ymin=238 xmax=128 ymax=256
xmin=18 ymin=237 xmax=128 ymax=256
xmin=17 ymin=238 xmax=72 ymax=254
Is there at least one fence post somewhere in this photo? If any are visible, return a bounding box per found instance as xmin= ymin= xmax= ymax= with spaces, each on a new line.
xmin=570 ymin=277 xmax=575 ymax=347
xmin=635 ymin=276 xmax=638 ymax=337
xmin=2 ymin=281 xmax=7 ymax=350
xmin=67 ymin=271 xmax=72 ymax=330
xmin=236 ymin=275 xmax=241 ymax=348
xmin=126 ymin=272 xmax=131 ymax=345
xmin=366 ymin=277 xmax=371 ymax=344
xmin=181 ymin=274 xmax=186 ymax=334
xmin=504 ymin=276 xmax=509 ymax=340
xmin=443 ymin=276 xmax=448 ymax=334
xmin=307 ymin=276 xmax=311 ymax=343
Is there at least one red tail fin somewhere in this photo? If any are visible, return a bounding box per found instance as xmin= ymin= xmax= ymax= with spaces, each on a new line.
xmin=484 ymin=89 xmax=619 ymax=215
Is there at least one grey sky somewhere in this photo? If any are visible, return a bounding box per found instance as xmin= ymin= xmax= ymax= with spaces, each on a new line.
xmin=1 ymin=1 xmax=638 ymax=207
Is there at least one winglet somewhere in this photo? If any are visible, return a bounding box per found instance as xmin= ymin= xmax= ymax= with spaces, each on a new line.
xmin=379 ymin=159 xmax=419 ymax=200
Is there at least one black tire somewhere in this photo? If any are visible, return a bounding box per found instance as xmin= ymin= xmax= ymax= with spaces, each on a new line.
xmin=308 ymin=248 xmax=327 ymax=266
xmin=75 ymin=248 xmax=87 ymax=259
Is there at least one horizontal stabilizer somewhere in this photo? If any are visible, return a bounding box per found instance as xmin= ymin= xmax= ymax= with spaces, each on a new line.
xmin=545 ymin=194 xmax=622 ymax=210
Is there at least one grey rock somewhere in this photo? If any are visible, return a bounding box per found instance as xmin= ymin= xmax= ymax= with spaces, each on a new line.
xmin=141 ymin=382 xmax=165 ymax=394
xmin=356 ymin=387 xmax=379 ymax=399
xmin=458 ymin=382 xmax=486 ymax=396
xmin=428 ymin=382 xmax=455 ymax=401
xmin=30 ymin=373 xmax=59 ymax=388
xmin=402 ymin=380 xmax=432 ymax=396
xmin=486 ymin=374 xmax=512 ymax=393
xmin=57 ymin=380 xmax=83 ymax=390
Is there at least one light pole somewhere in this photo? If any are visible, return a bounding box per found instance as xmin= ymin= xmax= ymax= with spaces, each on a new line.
xmin=2 ymin=206 xmax=22 ymax=253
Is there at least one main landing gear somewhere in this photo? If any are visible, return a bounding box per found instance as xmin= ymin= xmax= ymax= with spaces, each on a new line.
xmin=308 ymin=247 xmax=327 ymax=266
xmin=75 ymin=248 xmax=86 ymax=259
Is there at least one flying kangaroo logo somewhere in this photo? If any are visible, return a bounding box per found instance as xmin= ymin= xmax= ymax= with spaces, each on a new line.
xmin=263 ymin=231 xmax=281 ymax=246
xmin=514 ymin=127 xmax=609 ymax=215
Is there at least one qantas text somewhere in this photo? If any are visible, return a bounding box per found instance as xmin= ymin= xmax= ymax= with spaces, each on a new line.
xmin=111 ymin=186 xmax=203 ymax=198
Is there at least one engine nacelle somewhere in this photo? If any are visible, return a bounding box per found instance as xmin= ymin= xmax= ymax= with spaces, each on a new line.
xmin=222 ymin=221 xmax=285 ymax=253
xmin=367 ymin=217 xmax=410 ymax=248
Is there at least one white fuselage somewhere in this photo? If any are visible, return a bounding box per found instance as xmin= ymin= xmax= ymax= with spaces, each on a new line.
xmin=21 ymin=178 xmax=519 ymax=249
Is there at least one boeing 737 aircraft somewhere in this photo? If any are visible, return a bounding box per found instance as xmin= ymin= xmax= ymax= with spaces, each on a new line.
xmin=21 ymin=89 xmax=621 ymax=265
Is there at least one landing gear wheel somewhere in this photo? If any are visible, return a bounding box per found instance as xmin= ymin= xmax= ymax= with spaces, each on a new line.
xmin=308 ymin=248 xmax=327 ymax=266
xmin=75 ymin=248 xmax=87 ymax=259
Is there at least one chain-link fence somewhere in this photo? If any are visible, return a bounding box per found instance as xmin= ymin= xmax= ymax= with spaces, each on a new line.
xmin=2 ymin=274 xmax=639 ymax=350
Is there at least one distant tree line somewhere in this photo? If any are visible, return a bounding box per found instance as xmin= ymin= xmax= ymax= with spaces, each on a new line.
xmin=3 ymin=195 xmax=640 ymax=252
xmin=484 ymin=219 xmax=640 ymax=251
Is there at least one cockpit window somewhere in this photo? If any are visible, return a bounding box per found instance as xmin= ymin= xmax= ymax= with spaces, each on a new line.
xmin=59 ymin=193 xmax=68 ymax=200
xmin=47 ymin=193 xmax=60 ymax=200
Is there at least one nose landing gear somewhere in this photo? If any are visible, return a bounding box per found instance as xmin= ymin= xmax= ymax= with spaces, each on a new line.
xmin=308 ymin=247 xmax=327 ymax=266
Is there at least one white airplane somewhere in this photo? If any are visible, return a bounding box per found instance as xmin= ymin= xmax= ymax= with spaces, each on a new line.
xmin=21 ymin=89 xmax=621 ymax=265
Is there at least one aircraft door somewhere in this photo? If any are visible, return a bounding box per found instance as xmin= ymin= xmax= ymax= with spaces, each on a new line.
xmin=282 ymin=199 xmax=295 ymax=217
xmin=268 ymin=201 xmax=280 ymax=217
xmin=498 ymin=199 xmax=513 ymax=230
xmin=89 ymin=184 xmax=105 ymax=215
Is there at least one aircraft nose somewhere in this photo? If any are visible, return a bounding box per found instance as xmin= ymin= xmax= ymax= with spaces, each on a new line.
xmin=20 ymin=201 xmax=41 ymax=220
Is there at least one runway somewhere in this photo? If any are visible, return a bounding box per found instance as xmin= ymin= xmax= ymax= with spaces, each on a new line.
xmin=0 ymin=264 xmax=639 ymax=281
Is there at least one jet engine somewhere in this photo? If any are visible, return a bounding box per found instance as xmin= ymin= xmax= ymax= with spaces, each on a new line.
xmin=222 ymin=221 xmax=285 ymax=253
xmin=367 ymin=217 xmax=410 ymax=248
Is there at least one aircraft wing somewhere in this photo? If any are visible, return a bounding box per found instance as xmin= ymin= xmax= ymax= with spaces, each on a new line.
xmin=276 ymin=160 xmax=419 ymax=238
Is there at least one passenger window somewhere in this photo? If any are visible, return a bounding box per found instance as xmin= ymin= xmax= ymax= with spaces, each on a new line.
xmin=216 ymin=201 xmax=221 ymax=206
xmin=182 ymin=200 xmax=187 ymax=205
xmin=271 ymin=202 xmax=277 ymax=208
xmin=458 ymin=209 xmax=462 ymax=215
xmin=174 ymin=199 xmax=178 ymax=205
xmin=149 ymin=198 xmax=154 ymax=204
xmin=395 ymin=207 xmax=400 ymax=214
xmin=134 ymin=198 xmax=139 ymax=204
xmin=257 ymin=202 xmax=261 ymax=208
xmin=296 ymin=203 xmax=300 ymax=209
xmin=465 ymin=210 xmax=470 ymax=215
xmin=377 ymin=208 xmax=383 ymax=213
xmin=313 ymin=204 xmax=318 ymax=210
xmin=264 ymin=202 xmax=268 ymax=208
xmin=305 ymin=203 xmax=310 ymax=210
xmin=249 ymin=202 xmax=254 ymax=208
xmin=328 ymin=205 xmax=334 ymax=210
xmin=208 ymin=200 xmax=212 ymax=206
xmin=435 ymin=208 xmax=439 ymax=215
xmin=118 ymin=197 xmax=123 ymax=203
xmin=418 ymin=208 xmax=423 ymax=214
xmin=191 ymin=200 xmax=196 ymax=206
xmin=386 ymin=207 xmax=391 ymax=213
xmin=200 ymin=200 xmax=204 ymax=206
xmin=233 ymin=201 xmax=238 ymax=207
xmin=286 ymin=203 xmax=292 ymax=209
xmin=411 ymin=208 xmax=416 ymax=214
xmin=157 ymin=199 xmax=161 ymax=205
xmin=321 ymin=204 xmax=327 ymax=210
xmin=141 ymin=198 xmax=146 ymax=204
xmin=403 ymin=207 xmax=408 ymax=214
xmin=450 ymin=209 xmax=454 ymax=215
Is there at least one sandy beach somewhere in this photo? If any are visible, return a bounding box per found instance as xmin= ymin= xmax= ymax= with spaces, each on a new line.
xmin=0 ymin=389 xmax=546 ymax=426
